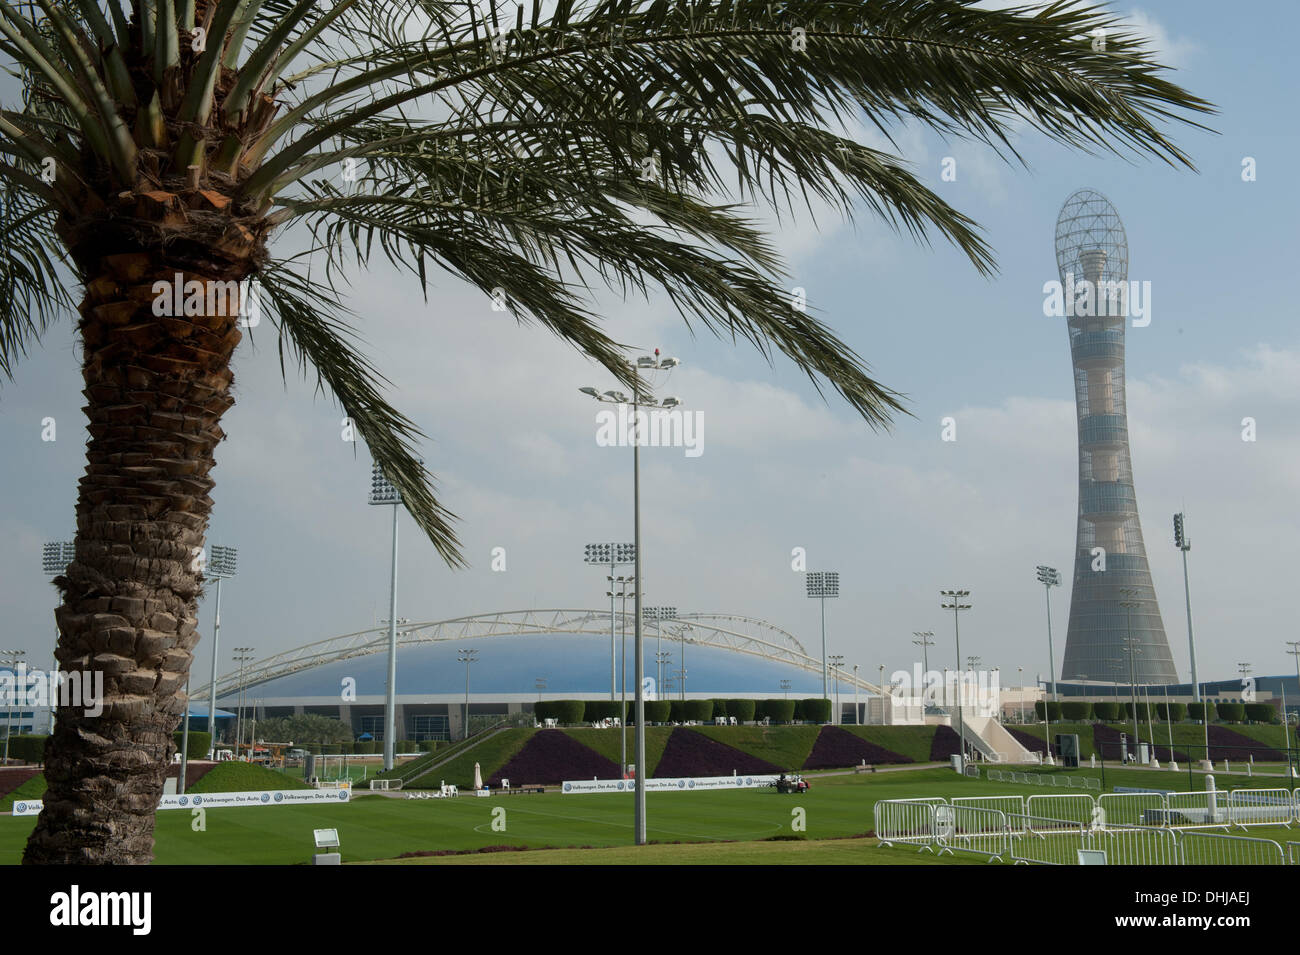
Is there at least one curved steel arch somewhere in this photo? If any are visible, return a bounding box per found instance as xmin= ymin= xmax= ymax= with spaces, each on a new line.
xmin=194 ymin=609 xmax=881 ymax=702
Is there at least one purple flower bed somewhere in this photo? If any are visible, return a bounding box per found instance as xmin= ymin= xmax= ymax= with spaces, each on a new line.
xmin=1092 ymin=724 xmax=1187 ymax=763
xmin=802 ymin=726 xmax=911 ymax=770
xmin=1205 ymin=726 xmax=1285 ymax=762
xmin=929 ymin=725 xmax=962 ymax=760
xmin=1006 ymin=727 xmax=1049 ymax=756
xmin=487 ymin=730 xmax=620 ymax=786
xmin=653 ymin=729 xmax=781 ymax=777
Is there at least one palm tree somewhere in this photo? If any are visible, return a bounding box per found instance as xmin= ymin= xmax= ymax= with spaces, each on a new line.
xmin=2 ymin=0 xmax=1209 ymax=863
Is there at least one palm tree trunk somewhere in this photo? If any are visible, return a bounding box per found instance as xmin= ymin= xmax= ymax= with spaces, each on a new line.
xmin=23 ymin=248 xmax=244 ymax=864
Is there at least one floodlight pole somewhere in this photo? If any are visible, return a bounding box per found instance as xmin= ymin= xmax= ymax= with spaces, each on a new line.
xmin=1 ymin=651 xmax=25 ymax=766
xmin=940 ymin=591 xmax=971 ymax=762
xmin=42 ymin=541 xmax=75 ymax=734
xmin=853 ymin=664 xmax=860 ymax=726
xmin=1174 ymin=513 xmax=1200 ymax=704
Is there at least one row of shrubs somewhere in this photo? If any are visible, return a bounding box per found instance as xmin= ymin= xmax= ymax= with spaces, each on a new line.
xmin=1033 ymin=701 xmax=1277 ymax=723
xmin=4 ymin=734 xmax=48 ymax=764
xmin=532 ymin=698 xmax=834 ymax=724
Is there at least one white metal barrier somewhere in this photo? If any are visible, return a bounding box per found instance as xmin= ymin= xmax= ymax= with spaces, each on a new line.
xmin=1287 ymin=842 xmax=1300 ymax=865
xmin=952 ymin=794 xmax=1025 ymax=820
xmin=1008 ymin=813 xmax=1087 ymax=865
xmin=1090 ymin=825 xmax=1180 ymax=865
xmin=1227 ymin=788 xmax=1294 ymax=829
xmin=1176 ymin=830 xmax=1286 ymax=865
xmin=1025 ymin=794 xmax=1096 ymax=828
xmin=1098 ymin=792 xmax=1167 ymax=828
xmin=874 ymin=799 xmax=937 ymax=851
xmin=935 ymin=806 xmax=1009 ymax=861
xmin=1165 ymin=791 xmax=1230 ymax=829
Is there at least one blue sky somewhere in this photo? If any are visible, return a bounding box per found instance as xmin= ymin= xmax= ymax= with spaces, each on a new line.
xmin=2 ymin=1 xmax=1298 ymax=694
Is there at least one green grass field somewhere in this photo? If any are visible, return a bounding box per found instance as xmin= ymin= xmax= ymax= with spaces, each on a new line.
xmin=4 ymin=762 xmax=1295 ymax=865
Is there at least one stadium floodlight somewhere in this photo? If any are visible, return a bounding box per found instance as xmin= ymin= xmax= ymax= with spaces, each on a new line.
xmin=457 ymin=649 xmax=479 ymax=741
xmin=644 ymin=608 xmax=677 ymax=701
xmin=912 ymin=631 xmax=935 ymax=703
xmin=369 ymin=461 xmax=418 ymax=771
xmin=1035 ymin=566 xmax=1061 ymax=704
xmin=806 ymin=571 xmax=839 ymax=708
xmin=578 ymin=351 xmax=682 ymax=846
xmin=41 ymin=541 xmax=74 ymax=734
xmin=1119 ymin=588 xmax=1145 ymax=757
xmin=232 ymin=647 xmax=256 ymax=760
xmin=780 ymin=679 xmax=792 ymax=699
xmin=202 ymin=544 xmax=238 ymax=746
xmin=586 ymin=543 xmax=636 ymax=700
xmin=1173 ymin=513 xmax=1200 ymax=703
xmin=2 ymin=649 xmax=26 ymax=765
xmin=940 ymin=590 xmax=972 ymax=763
xmin=829 ymin=656 xmax=845 ymax=725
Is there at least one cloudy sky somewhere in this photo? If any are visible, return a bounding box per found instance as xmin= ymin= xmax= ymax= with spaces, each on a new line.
xmin=2 ymin=1 xmax=1297 ymax=694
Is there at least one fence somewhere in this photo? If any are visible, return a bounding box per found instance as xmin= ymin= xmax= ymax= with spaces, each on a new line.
xmin=1176 ymin=830 xmax=1286 ymax=865
xmin=986 ymin=769 xmax=1099 ymax=791
xmin=874 ymin=799 xmax=937 ymax=850
xmin=1227 ymin=788 xmax=1294 ymax=829
xmin=1025 ymin=794 xmax=1097 ymax=828
xmin=934 ymin=805 xmax=1009 ymax=861
xmin=878 ymin=794 xmax=1298 ymax=864
xmin=1098 ymin=792 xmax=1167 ymax=828
xmin=1165 ymin=790 xmax=1230 ymax=828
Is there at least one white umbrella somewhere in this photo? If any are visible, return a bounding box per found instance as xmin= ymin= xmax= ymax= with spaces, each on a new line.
xmin=473 ymin=761 xmax=483 ymax=790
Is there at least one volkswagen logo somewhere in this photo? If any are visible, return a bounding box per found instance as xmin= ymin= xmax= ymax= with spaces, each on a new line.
xmin=273 ymin=792 xmax=283 ymax=802
xmin=260 ymin=793 xmax=271 ymax=803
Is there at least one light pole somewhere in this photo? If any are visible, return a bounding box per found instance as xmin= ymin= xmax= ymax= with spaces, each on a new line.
xmin=991 ymin=667 xmax=1000 ymax=722
xmin=780 ymin=679 xmax=792 ymax=699
xmin=581 ymin=351 xmax=681 ymax=845
xmin=584 ymin=543 xmax=636 ymax=700
xmin=535 ymin=678 xmax=546 ymax=704
xmin=879 ymin=664 xmax=886 ymax=724
xmin=1287 ymin=643 xmax=1300 ymax=772
xmin=1119 ymin=588 xmax=1144 ymax=760
xmin=232 ymin=648 xmax=255 ymax=759
xmin=644 ymin=607 xmax=677 ymax=701
xmin=807 ymin=571 xmax=840 ymax=708
xmin=1 ymin=650 xmax=25 ymax=765
xmin=1017 ymin=666 xmax=1025 ymax=724
xmin=369 ymin=463 xmax=407 ymax=772
xmin=203 ymin=545 xmax=237 ymax=746
xmin=42 ymin=541 xmax=75 ymax=733
xmin=912 ymin=631 xmax=934 ymax=707
xmin=829 ymin=655 xmax=844 ymax=725
xmin=1035 ymin=566 xmax=1062 ymax=702
xmin=1174 ymin=513 xmax=1200 ymax=704
xmin=458 ymin=648 xmax=479 ymax=741
xmin=853 ymin=664 xmax=860 ymax=726
xmin=940 ymin=590 xmax=971 ymax=762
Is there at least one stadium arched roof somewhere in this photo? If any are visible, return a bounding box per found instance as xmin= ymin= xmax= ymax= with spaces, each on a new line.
xmin=195 ymin=610 xmax=882 ymax=702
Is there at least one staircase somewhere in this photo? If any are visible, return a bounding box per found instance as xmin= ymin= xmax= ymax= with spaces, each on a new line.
xmin=963 ymin=716 xmax=1036 ymax=764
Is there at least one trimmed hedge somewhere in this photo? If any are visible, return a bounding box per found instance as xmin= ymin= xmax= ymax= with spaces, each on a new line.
xmin=173 ymin=730 xmax=212 ymax=757
xmin=553 ymin=700 xmax=586 ymax=725
xmin=1244 ymin=703 xmax=1276 ymax=723
xmin=1091 ymin=701 xmax=1120 ymax=721
xmin=645 ymin=701 xmax=672 ymax=723
xmin=683 ymin=700 xmax=714 ymax=722
xmin=762 ymin=699 xmax=797 ymax=723
xmin=1061 ymin=702 xmax=1093 ymax=721
xmin=669 ymin=700 xmax=686 ymax=722
xmin=1034 ymin=701 xmax=1063 ymax=720
xmin=801 ymin=698 xmax=832 ymax=723
xmin=1122 ymin=702 xmax=1150 ymax=721
xmin=1156 ymin=703 xmax=1187 ymax=722
xmin=728 ymin=699 xmax=756 ymax=722
xmin=1216 ymin=702 xmax=1246 ymax=723
xmin=711 ymin=699 xmax=728 ymax=717
xmin=1188 ymin=702 xmax=1216 ymax=722
xmin=419 ymin=740 xmax=439 ymax=753
xmin=5 ymin=734 xmax=48 ymax=764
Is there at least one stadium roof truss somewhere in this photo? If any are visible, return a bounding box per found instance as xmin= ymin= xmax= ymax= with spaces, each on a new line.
xmin=193 ymin=610 xmax=882 ymax=702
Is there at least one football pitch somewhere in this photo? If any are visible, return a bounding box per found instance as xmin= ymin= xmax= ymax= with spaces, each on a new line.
xmin=2 ymin=767 xmax=1294 ymax=865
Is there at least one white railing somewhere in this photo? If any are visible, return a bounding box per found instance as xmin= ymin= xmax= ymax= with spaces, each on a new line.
xmin=874 ymin=799 xmax=937 ymax=851
xmin=1091 ymin=825 xmax=1180 ymax=865
xmin=1165 ymin=791 xmax=1230 ymax=829
xmin=1025 ymin=794 xmax=1096 ymax=828
xmin=935 ymin=806 xmax=1009 ymax=861
xmin=1098 ymin=792 xmax=1167 ymax=828
xmin=1176 ymin=830 xmax=1286 ymax=865
xmin=1227 ymin=788 xmax=1294 ymax=829
xmin=953 ymin=794 xmax=1025 ymax=820
xmin=1008 ymin=813 xmax=1087 ymax=865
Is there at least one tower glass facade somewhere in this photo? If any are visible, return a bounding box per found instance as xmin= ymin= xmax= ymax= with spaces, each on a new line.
xmin=1054 ymin=190 xmax=1177 ymax=683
